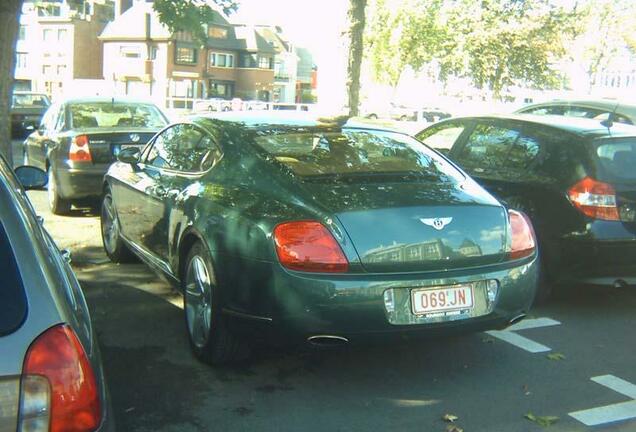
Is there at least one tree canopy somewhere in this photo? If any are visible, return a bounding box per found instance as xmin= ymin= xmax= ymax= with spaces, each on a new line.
xmin=368 ymin=0 xmax=583 ymax=98
xmin=153 ymin=0 xmax=239 ymax=43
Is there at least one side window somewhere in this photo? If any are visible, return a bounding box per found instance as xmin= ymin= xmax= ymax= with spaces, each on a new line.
xmin=145 ymin=126 xmax=179 ymax=169
xmin=170 ymin=125 xmax=206 ymax=172
xmin=523 ymin=106 xmax=562 ymax=116
xmin=456 ymin=124 xmax=520 ymax=170
xmin=54 ymin=106 xmax=66 ymax=131
xmin=198 ymin=134 xmax=223 ymax=171
xmin=416 ymin=122 xmax=467 ymax=151
xmin=144 ymin=124 xmax=222 ymax=172
xmin=39 ymin=104 xmax=58 ymax=131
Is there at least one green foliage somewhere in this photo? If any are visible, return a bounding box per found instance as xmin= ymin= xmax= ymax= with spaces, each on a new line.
xmin=153 ymin=0 xmax=238 ymax=44
xmin=367 ymin=0 xmax=582 ymax=98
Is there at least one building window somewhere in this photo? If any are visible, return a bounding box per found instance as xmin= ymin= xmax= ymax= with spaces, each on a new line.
xmin=175 ymin=45 xmax=197 ymax=64
xmin=57 ymin=65 xmax=66 ymax=75
xmin=208 ymin=25 xmax=228 ymax=39
xmin=150 ymin=46 xmax=159 ymax=60
xmin=18 ymin=25 xmax=26 ymax=41
xmin=240 ymin=53 xmax=258 ymax=68
xmin=259 ymin=56 xmax=272 ymax=69
xmin=43 ymin=28 xmax=53 ymax=42
xmin=120 ymin=45 xmax=141 ymax=58
xmin=209 ymin=52 xmax=234 ymax=68
xmin=209 ymin=81 xmax=233 ymax=98
xmin=42 ymin=65 xmax=52 ymax=76
xmin=16 ymin=53 xmax=27 ymax=69
xmin=57 ymin=29 xmax=67 ymax=41
xmin=174 ymin=31 xmax=194 ymax=42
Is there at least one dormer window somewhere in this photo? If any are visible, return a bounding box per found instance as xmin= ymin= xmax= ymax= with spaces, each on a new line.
xmin=208 ymin=25 xmax=228 ymax=39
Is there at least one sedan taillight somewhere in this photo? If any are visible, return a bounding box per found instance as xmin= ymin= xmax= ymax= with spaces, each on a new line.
xmin=274 ymin=221 xmax=349 ymax=272
xmin=69 ymin=135 xmax=92 ymax=162
xmin=19 ymin=324 xmax=101 ymax=432
xmin=508 ymin=209 xmax=536 ymax=260
xmin=568 ymin=176 xmax=619 ymax=221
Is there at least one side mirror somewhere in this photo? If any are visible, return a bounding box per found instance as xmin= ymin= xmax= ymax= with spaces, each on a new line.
xmin=14 ymin=166 xmax=48 ymax=190
xmin=117 ymin=147 xmax=141 ymax=164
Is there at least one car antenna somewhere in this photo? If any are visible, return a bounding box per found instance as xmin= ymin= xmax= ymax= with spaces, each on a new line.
xmin=600 ymin=102 xmax=620 ymax=130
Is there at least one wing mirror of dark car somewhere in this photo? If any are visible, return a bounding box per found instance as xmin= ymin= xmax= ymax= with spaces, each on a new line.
xmin=118 ymin=147 xmax=141 ymax=165
xmin=14 ymin=166 xmax=48 ymax=190
xmin=437 ymin=148 xmax=450 ymax=155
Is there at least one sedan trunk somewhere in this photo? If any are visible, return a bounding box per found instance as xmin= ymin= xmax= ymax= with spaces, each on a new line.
xmin=75 ymin=129 xmax=156 ymax=164
xmin=302 ymin=180 xmax=508 ymax=272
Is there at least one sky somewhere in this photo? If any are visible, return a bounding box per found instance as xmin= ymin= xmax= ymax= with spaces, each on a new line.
xmin=233 ymin=0 xmax=350 ymax=107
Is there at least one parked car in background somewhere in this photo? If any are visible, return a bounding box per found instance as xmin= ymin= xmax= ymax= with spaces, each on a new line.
xmin=0 ymin=157 xmax=113 ymax=431
xmin=419 ymin=107 xmax=452 ymax=123
xmin=244 ymin=100 xmax=270 ymax=111
xmin=416 ymin=114 xmax=636 ymax=300
xmin=364 ymin=102 xmax=418 ymax=121
xmin=22 ymin=97 xmax=169 ymax=214
xmin=515 ymin=99 xmax=636 ymax=125
xmin=10 ymin=91 xmax=50 ymax=138
xmin=193 ymin=98 xmax=231 ymax=112
xmin=101 ymin=112 xmax=538 ymax=365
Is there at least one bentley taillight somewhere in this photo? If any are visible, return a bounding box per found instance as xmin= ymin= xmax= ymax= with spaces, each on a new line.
xmin=274 ymin=221 xmax=349 ymax=272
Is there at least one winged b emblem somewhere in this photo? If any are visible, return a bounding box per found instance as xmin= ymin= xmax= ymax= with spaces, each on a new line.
xmin=420 ymin=217 xmax=453 ymax=231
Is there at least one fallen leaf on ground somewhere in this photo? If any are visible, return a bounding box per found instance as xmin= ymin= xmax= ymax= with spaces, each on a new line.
xmin=546 ymin=353 xmax=566 ymax=361
xmin=446 ymin=425 xmax=464 ymax=432
xmin=525 ymin=412 xmax=559 ymax=427
xmin=442 ymin=413 xmax=459 ymax=422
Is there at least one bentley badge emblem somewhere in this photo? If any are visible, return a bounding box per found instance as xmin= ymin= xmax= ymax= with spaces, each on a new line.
xmin=129 ymin=133 xmax=141 ymax=143
xmin=420 ymin=217 xmax=453 ymax=231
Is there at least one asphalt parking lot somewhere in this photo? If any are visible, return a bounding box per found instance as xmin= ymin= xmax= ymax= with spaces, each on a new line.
xmin=25 ymin=184 xmax=636 ymax=432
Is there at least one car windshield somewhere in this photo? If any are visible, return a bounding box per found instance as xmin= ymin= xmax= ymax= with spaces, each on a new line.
xmin=11 ymin=93 xmax=50 ymax=108
xmin=253 ymin=128 xmax=464 ymax=181
xmin=593 ymin=138 xmax=636 ymax=183
xmin=68 ymin=102 xmax=167 ymax=129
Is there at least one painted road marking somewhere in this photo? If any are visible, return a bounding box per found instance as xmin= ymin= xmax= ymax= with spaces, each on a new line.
xmin=485 ymin=317 xmax=561 ymax=353
xmin=569 ymin=375 xmax=636 ymax=426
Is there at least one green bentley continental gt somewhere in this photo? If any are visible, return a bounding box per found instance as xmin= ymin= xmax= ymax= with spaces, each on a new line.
xmin=101 ymin=112 xmax=538 ymax=364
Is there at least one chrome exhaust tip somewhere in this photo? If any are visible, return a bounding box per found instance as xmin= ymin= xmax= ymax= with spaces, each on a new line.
xmin=509 ymin=313 xmax=526 ymax=326
xmin=613 ymin=279 xmax=628 ymax=289
xmin=306 ymin=335 xmax=349 ymax=347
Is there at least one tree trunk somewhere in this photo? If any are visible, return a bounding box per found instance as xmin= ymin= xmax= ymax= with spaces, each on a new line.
xmin=346 ymin=0 xmax=366 ymax=117
xmin=0 ymin=0 xmax=22 ymax=166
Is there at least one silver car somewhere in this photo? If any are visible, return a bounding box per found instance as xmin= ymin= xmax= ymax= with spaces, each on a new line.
xmin=515 ymin=99 xmax=636 ymax=125
xmin=0 ymin=159 xmax=113 ymax=431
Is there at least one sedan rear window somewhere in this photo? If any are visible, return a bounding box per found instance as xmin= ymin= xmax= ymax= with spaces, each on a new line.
xmin=0 ymin=221 xmax=27 ymax=336
xmin=253 ymin=129 xmax=465 ymax=181
xmin=11 ymin=93 xmax=50 ymax=108
xmin=68 ymin=102 xmax=167 ymax=129
xmin=594 ymin=139 xmax=636 ymax=182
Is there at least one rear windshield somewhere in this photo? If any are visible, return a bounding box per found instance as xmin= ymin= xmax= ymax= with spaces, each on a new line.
xmin=0 ymin=221 xmax=27 ymax=336
xmin=253 ymin=129 xmax=465 ymax=181
xmin=68 ymin=102 xmax=167 ymax=129
xmin=594 ymin=138 xmax=636 ymax=183
xmin=11 ymin=93 xmax=50 ymax=108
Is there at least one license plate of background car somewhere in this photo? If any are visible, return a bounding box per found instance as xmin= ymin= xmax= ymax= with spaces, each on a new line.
xmin=411 ymin=285 xmax=474 ymax=316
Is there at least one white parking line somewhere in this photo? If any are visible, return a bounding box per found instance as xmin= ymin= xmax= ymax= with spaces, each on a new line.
xmin=569 ymin=375 xmax=636 ymax=426
xmin=485 ymin=317 xmax=561 ymax=353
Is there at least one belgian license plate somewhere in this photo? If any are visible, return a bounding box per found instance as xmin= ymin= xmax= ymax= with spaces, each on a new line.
xmin=411 ymin=285 xmax=473 ymax=315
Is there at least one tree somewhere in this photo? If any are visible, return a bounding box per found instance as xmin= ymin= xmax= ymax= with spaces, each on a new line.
xmin=0 ymin=0 xmax=21 ymax=164
xmin=367 ymin=0 xmax=444 ymax=93
xmin=367 ymin=0 xmax=581 ymax=99
xmin=153 ymin=0 xmax=238 ymax=44
xmin=346 ymin=0 xmax=367 ymax=116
